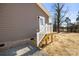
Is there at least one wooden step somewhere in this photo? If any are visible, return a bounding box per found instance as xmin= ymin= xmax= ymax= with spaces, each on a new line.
xmin=38 ymin=33 xmax=53 ymax=48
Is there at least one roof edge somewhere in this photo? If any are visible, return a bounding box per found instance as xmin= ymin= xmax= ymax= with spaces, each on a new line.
xmin=36 ymin=3 xmax=51 ymax=16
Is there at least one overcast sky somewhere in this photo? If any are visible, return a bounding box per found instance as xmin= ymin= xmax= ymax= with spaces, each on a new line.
xmin=43 ymin=3 xmax=79 ymax=23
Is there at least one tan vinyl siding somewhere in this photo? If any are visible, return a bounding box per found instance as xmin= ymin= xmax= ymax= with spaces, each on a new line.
xmin=0 ymin=3 xmax=49 ymax=48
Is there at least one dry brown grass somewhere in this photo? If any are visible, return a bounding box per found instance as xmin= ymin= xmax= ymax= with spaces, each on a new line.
xmin=41 ymin=33 xmax=79 ymax=56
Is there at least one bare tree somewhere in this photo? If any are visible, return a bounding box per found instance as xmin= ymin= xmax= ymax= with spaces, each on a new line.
xmin=65 ymin=17 xmax=71 ymax=32
xmin=76 ymin=11 xmax=79 ymax=24
xmin=53 ymin=14 xmax=57 ymax=31
xmin=76 ymin=11 xmax=79 ymax=32
xmin=53 ymin=3 xmax=68 ymax=33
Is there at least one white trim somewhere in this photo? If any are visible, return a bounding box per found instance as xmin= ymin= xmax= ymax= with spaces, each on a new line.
xmin=36 ymin=3 xmax=51 ymax=16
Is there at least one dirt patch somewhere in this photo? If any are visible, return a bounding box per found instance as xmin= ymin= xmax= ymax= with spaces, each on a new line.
xmin=41 ymin=33 xmax=79 ymax=56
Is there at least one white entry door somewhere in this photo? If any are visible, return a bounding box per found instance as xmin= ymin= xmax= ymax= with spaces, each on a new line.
xmin=38 ymin=16 xmax=45 ymax=31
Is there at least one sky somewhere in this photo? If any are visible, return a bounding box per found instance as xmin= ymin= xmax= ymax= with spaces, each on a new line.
xmin=43 ymin=3 xmax=79 ymax=23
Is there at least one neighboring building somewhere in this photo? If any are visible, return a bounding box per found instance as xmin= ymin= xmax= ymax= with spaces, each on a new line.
xmin=0 ymin=3 xmax=52 ymax=50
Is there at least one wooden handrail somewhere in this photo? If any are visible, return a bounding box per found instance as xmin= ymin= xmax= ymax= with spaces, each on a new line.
xmin=37 ymin=24 xmax=53 ymax=47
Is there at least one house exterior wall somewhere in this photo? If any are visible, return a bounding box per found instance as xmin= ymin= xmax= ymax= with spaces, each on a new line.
xmin=0 ymin=3 xmax=49 ymax=49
